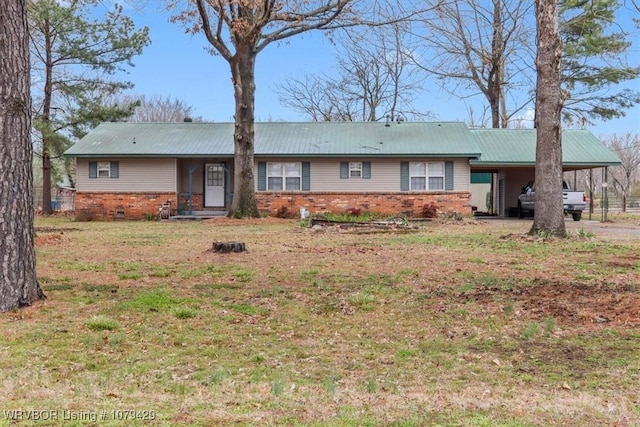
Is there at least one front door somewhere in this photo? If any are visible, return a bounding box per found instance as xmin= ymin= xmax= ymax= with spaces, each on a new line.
xmin=205 ymin=163 xmax=225 ymax=207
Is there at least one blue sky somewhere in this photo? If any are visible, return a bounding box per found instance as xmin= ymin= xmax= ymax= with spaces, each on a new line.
xmin=113 ymin=1 xmax=639 ymax=139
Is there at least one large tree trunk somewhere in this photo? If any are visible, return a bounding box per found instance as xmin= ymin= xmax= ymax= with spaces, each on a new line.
xmin=0 ymin=0 xmax=46 ymax=312
xmin=229 ymin=48 xmax=260 ymax=218
xmin=530 ymin=0 xmax=566 ymax=237
xmin=41 ymin=14 xmax=54 ymax=215
xmin=489 ymin=0 xmax=503 ymax=128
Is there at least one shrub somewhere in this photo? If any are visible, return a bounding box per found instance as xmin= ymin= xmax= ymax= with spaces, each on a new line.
xmin=275 ymin=206 xmax=290 ymax=218
xmin=345 ymin=207 xmax=362 ymax=217
xmin=421 ymin=203 xmax=439 ymax=218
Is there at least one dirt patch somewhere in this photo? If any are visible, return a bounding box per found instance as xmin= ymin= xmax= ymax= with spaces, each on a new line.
xmin=461 ymin=278 xmax=640 ymax=327
xmin=35 ymin=233 xmax=64 ymax=246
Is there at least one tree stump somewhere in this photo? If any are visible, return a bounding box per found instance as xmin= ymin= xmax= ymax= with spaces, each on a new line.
xmin=211 ymin=241 xmax=246 ymax=253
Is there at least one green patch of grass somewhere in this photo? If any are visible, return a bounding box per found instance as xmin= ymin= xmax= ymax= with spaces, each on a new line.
xmin=208 ymin=368 xmax=228 ymax=385
xmin=108 ymin=332 xmax=126 ymax=347
xmin=126 ymin=289 xmax=182 ymax=312
xmin=85 ymin=315 xmax=119 ymax=331
xmin=232 ymin=268 xmax=255 ymax=282
xmin=324 ymin=375 xmax=338 ymax=395
xmin=397 ymin=349 xmax=417 ymax=358
xmin=366 ymin=377 xmax=377 ymax=393
xmin=148 ymin=267 xmax=173 ymax=277
xmin=520 ymin=322 xmax=539 ymax=340
xmin=118 ymin=271 xmax=144 ymax=280
xmin=348 ymin=290 xmax=377 ymax=311
xmin=55 ymin=260 xmax=106 ymax=272
xmin=173 ymin=306 xmax=197 ymax=319
xmin=228 ymin=303 xmax=269 ymax=316
xmin=271 ymin=378 xmax=285 ymax=396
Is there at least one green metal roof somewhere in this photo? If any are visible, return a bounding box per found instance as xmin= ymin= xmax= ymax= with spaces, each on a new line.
xmin=64 ymin=121 xmax=482 ymax=158
xmin=470 ymin=129 xmax=621 ymax=167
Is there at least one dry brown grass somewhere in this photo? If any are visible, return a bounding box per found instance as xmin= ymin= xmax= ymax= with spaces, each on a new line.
xmin=1 ymin=215 xmax=640 ymax=426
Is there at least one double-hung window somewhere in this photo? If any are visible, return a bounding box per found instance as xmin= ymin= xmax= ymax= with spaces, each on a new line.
xmin=349 ymin=162 xmax=362 ymax=177
xmin=267 ymin=162 xmax=301 ymax=191
xmin=89 ymin=161 xmax=119 ymax=179
xmin=410 ymin=162 xmax=445 ymax=190
xmin=97 ymin=162 xmax=111 ymax=177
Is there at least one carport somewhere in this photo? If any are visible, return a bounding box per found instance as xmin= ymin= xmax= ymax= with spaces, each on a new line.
xmin=469 ymin=129 xmax=621 ymax=218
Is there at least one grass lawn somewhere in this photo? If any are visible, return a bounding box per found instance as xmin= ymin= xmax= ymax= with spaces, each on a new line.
xmin=1 ymin=215 xmax=639 ymax=426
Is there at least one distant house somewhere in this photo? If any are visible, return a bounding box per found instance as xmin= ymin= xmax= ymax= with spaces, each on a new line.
xmin=63 ymin=121 xmax=620 ymax=220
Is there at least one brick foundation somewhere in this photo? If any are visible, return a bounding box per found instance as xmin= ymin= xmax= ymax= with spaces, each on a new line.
xmin=256 ymin=191 xmax=472 ymax=218
xmin=74 ymin=191 xmax=472 ymax=220
xmin=75 ymin=192 xmax=178 ymax=220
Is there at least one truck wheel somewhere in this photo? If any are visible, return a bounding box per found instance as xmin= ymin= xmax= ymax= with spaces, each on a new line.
xmin=572 ymin=212 xmax=582 ymax=221
xmin=518 ymin=202 xmax=525 ymax=219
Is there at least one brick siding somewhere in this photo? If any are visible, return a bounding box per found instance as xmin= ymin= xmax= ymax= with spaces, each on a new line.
xmin=74 ymin=192 xmax=178 ymax=220
xmin=257 ymin=191 xmax=472 ymax=218
xmin=74 ymin=191 xmax=472 ymax=220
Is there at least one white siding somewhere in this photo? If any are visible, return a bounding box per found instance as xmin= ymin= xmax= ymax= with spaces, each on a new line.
xmin=76 ymin=158 xmax=177 ymax=192
xmin=256 ymin=158 xmax=471 ymax=192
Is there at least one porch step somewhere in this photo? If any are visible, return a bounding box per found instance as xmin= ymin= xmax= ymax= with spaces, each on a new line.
xmin=168 ymin=210 xmax=228 ymax=220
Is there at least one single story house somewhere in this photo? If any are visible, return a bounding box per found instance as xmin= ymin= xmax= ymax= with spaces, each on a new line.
xmin=63 ymin=121 xmax=620 ymax=220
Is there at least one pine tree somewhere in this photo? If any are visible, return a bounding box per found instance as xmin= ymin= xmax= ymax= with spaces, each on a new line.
xmin=560 ymin=0 xmax=640 ymax=124
xmin=0 ymin=0 xmax=45 ymax=312
xmin=29 ymin=0 xmax=150 ymax=213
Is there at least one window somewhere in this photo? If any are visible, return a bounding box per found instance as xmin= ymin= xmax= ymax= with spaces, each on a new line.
xmin=349 ymin=162 xmax=362 ymax=177
xmin=89 ymin=161 xmax=119 ymax=179
xmin=340 ymin=161 xmax=371 ymax=179
xmin=267 ymin=162 xmax=301 ymax=191
xmin=410 ymin=162 xmax=444 ymax=190
xmin=97 ymin=162 xmax=111 ymax=177
xmin=207 ymin=165 xmax=224 ymax=186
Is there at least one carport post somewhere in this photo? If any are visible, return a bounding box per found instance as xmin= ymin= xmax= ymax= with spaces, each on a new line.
xmin=602 ymin=167 xmax=609 ymax=222
xmin=589 ymin=169 xmax=593 ymax=221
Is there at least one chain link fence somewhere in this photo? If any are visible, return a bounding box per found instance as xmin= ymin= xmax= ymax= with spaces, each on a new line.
xmin=34 ymin=187 xmax=75 ymax=211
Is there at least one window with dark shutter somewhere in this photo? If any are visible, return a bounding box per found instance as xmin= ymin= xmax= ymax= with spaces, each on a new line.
xmin=445 ymin=161 xmax=454 ymax=190
xmin=301 ymin=162 xmax=310 ymax=191
xmin=362 ymin=162 xmax=371 ymax=179
xmin=110 ymin=161 xmax=119 ymax=178
xmin=89 ymin=161 xmax=98 ymax=178
xmin=340 ymin=162 xmax=349 ymax=179
xmin=257 ymin=162 xmax=266 ymax=191
xmin=400 ymin=162 xmax=409 ymax=191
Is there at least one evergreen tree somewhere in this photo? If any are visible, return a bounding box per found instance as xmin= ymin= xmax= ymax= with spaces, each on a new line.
xmin=1 ymin=0 xmax=45 ymax=312
xmin=560 ymin=0 xmax=640 ymax=124
xmin=29 ymin=0 xmax=149 ymax=213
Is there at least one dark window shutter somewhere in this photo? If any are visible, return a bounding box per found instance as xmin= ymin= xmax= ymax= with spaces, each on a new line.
xmin=89 ymin=161 xmax=97 ymax=178
xmin=362 ymin=162 xmax=371 ymax=179
xmin=110 ymin=161 xmax=119 ymax=178
xmin=340 ymin=162 xmax=349 ymax=179
xmin=257 ymin=162 xmax=266 ymax=191
xmin=301 ymin=162 xmax=310 ymax=191
xmin=445 ymin=161 xmax=454 ymax=190
xmin=400 ymin=162 xmax=409 ymax=191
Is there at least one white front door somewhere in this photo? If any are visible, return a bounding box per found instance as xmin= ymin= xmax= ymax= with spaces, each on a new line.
xmin=205 ymin=163 xmax=225 ymax=207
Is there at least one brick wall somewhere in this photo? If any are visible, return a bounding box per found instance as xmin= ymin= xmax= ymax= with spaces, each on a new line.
xmin=75 ymin=192 xmax=177 ymax=220
xmin=257 ymin=191 xmax=472 ymax=218
xmin=74 ymin=191 xmax=472 ymax=220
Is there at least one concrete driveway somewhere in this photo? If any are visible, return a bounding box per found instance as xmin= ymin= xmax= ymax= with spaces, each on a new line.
xmin=496 ymin=216 xmax=640 ymax=241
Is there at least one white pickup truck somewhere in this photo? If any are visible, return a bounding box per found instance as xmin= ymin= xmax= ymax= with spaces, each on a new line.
xmin=517 ymin=180 xmax=587 ymax=221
